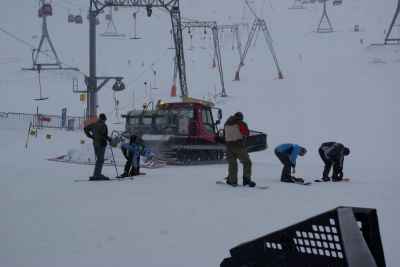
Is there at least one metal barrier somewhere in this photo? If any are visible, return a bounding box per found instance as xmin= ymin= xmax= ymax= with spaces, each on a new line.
xmin=1 ymin=112 xmax=85 ymax=130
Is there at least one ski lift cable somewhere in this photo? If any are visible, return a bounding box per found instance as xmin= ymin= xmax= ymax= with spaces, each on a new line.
xmin=1 ymin=7 xmax=173 ymax=91
xmin=150 ymin=7 xmax=171 ymax=22
xmin=125 ymin=49 xmax=170 ymax=88
xmin=0 ymin=26 xmax=89 ymax=81
xmin=156 ymin=7 xmax=203 ymax=23
xmin=245 ymin=0 xmax=259 ymax=19
xmin=58 ymin=0 xmax=86 ymax=9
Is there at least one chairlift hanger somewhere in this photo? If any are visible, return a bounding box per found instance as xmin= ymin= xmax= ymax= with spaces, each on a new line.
xmin=130 ymin=10 xmax=142 ymax=40
xmin=34 ymin=65 xmax=49 ymax=101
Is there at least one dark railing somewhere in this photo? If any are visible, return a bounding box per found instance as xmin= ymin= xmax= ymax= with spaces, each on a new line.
xmin=0 ymin=112 xmax=85 ymax=130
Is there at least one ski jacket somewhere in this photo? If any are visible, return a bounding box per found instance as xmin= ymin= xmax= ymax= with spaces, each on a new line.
xmin=275 ymin=143 xmax=303 ymax=168
xmin=84 ymin=119 xmax=109 ymax=147
xmin=320 ymin=142 xmax=344 ymax=160
xmin=121 ymin=142 xmax=154 ymax=167
xmin=224 ymin=116 xmax=249 ymax=147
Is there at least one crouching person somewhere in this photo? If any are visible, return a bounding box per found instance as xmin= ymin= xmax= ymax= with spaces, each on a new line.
xmin=120 ymin=135 xmax=155 ymax=177
xmin=319 ymin=142 xmax=350 ymax=181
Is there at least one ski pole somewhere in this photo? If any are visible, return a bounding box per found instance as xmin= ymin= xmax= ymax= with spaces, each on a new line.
xmin=109 ymin=130 xmax=120 ymax=177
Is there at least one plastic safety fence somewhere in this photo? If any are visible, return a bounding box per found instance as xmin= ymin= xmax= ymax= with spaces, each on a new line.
xmin=220 ymin=206 xmax=385 ymax=267
xmin=245 ymin=130 xmax=267 ymax=153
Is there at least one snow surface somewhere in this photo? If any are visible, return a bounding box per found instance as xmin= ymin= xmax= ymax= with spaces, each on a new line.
xmin=1 ymin=0 xmax=399 ymax=266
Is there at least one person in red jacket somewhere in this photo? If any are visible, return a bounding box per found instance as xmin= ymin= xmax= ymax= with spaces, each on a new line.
xmin=224 ymin=112 xmax=256 ymax=187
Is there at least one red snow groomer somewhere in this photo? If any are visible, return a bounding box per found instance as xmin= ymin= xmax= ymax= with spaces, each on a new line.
xmin=122 ymin=99 xmax=267 ymax=165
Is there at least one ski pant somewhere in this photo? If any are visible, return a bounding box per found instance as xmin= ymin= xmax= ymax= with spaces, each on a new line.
xmin=318 ymin=148 xmax=343 ymax=180
xmin=275 ymin=150 xmax=292 ymax=181
xmin=123 ymin=151 xmax=140 ymax=174
xmin=226 ymin=144 xmax=252 ymax=183
xmin=93 ymin=145 xmax=106 ymax=177
xmin=123 ymin=152 xmax=134 ymax=174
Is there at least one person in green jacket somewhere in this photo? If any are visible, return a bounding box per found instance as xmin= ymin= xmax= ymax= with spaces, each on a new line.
xmin=224 ymin=112 xmax=256 ymax=187
xmin=84 ymin=113 xmax=112 ymax=180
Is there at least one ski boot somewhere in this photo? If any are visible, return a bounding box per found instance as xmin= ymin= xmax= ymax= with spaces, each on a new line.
xmin=129 ymin=167 xmax=141 ymax=176
xmin=243 ymin=177 xmax=256 ymax=187
xmin=90 ymin=174 xmax=110 ymax=181
xmin=225 ymin=177 xmax=238 ymax=187
xmin=118 ymin=172 xmax=130 ymax=178
xmin=281 ymin=176 xmax=294 ymax=183
xmin=291 ymin=176 xmax=304 ymax=183
xmin=321 ymin=176 xmax=330 ymax=182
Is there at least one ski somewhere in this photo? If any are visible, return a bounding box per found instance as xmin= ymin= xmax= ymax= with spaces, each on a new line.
xmin=116 ymin=173 xmax=145 ymax=178
xmin=314 ymin=178 xmax=350 ymax=183
xmin=216 ymin=181 xmax=269 ymax=189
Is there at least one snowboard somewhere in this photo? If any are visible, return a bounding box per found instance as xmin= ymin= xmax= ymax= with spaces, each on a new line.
xmin=75 ymin=177 xmax=134 ymax=182
xmin=280 ymin=178 xmax=312 ymax=185
xmin=282 ymin=180 xmax=312 ymax=185
xmin=216 ymin=181 xmax=269 ymax=189
xmin=314 ymin=178 xmax=350 ymax=183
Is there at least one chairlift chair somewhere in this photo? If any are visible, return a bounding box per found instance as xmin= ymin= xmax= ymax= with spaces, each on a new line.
xmin=68 ymin=14 xmax=75 ymax=23
xmin=332 ymin=0 xmax=343 ymax=6
xmin=129 ymin=12 xmax=142 ymax=39
xmin=42 ymin=4 xmax=53 ymax=16
xmin=75 ymin=15 xmax=83 ymax=24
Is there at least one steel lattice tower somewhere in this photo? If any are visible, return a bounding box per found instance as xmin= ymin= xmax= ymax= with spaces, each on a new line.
xmin=87 ymin=0 xmax=187 ymax=117
xmin=385 ymin=0 xmax=400 ymax=44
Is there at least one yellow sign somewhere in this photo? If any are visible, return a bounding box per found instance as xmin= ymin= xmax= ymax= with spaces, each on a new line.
xmin=80 ymin=93 xmax=86 ymax=102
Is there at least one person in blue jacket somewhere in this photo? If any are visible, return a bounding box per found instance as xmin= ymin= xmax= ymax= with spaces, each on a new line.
xmin=274 ymin=143 xmax=307 ymax=183
xmin=120 ymin=135 xmax=155 ymax=177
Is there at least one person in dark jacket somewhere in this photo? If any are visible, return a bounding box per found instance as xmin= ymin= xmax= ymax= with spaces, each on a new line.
xmin=84 ymin=113 xmax=112 ymax=180
xmin=224 ymin=112 xmax=256 ymax=187
xmin=319 ymin=142 xmax=350 ymax=181
xmin=120 ymin=135 xmax=155 ymax=177
xmin=274 ymin=143 xmax=307 ymax=183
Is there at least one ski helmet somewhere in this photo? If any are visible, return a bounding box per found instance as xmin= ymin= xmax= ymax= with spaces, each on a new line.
xmin=343 ymin=147 xmax=350 ymax=156
xmin=99 ymin=113 xmax=107 ymax=121
xmin=234 ymin=112 xmax=243 ymax=121
xmin=129 ymin=135 xmax=137 ymax=144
